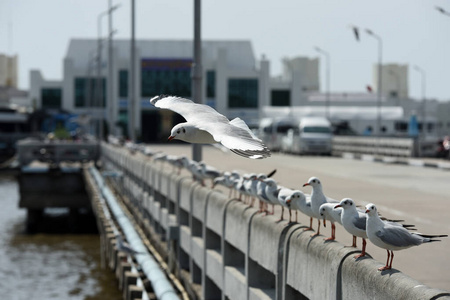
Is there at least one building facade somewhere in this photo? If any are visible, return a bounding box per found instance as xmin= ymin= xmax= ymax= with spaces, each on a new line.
xmin=0 ymin=53 xmax=18 ymax=88
xmin=29 ymin=38 xmax=446 ymax=141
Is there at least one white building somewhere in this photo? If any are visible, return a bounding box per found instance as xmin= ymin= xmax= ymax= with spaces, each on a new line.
xmin=0 ymin=53 xmax=18 ymax=88
xmin=29 ymin=38 xmax=444 ymax=140
xmin=372 ymin=63 xmax=409 ymax=99
xmin=30 ymin=39 xmax=318 ymax=141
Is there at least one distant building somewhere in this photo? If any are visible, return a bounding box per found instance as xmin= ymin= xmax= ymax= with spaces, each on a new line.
xmin=0 ymin=53 xmax=18 ymax=88
xmin=29 ymin=38 xmax=445 ymax=141
xmin=372 ymin=63 xmax=409 ymax=99
xmin=30 ymin=39 xmax=275 ymax=141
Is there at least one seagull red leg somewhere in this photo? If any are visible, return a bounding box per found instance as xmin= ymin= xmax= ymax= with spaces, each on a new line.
xmin=378 ymin=250 xmax=391 ymax=271
xmin=325 ymin=223 xmax=336 ymax=241
xmin=354 ymin=238 xmax=367 ymax=258
xmin=311 ymin=219 xmax=321 ymax=237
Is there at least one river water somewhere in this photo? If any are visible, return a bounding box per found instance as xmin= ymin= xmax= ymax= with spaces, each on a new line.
xmin=0 ymin=175 xmax=122 ymax=300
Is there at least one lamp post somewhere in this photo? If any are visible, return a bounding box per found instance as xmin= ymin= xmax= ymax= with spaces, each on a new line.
xmin=314 ymin=46 xmax=330 ymax=119
xmin=97 ymin=11 xmax=108 ymax=140
xmin=130 ymin=0 xmax=136 ymax=141
xmin=97 ymin=3 xmax=120 ymax=140
xmin=365 ymin=28 xmax=383 ymax=137
xmin=413 ymin=65 xmax=426 ymax=136
xmin=108 ymin=1 xmax=121 ymax=137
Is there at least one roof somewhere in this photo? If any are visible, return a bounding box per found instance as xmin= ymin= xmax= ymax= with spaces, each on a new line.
xmin=66 ymin=39 xmax=256 ymax=71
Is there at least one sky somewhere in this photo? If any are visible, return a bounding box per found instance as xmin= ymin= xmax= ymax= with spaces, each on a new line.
xmin=1 ymin=0 xmax=450 ymax=101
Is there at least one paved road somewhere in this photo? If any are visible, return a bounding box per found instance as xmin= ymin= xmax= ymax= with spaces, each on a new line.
xmin=147 ymin=144 xmax=450 ymax=291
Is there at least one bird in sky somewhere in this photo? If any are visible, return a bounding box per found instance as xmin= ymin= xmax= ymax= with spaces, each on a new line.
xmin=150 ymin=95 xmax=271 ymax=159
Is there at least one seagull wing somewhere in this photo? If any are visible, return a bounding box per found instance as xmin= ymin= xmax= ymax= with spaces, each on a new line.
xmin=352 ymin=214 xmax=367 ymax=231
xmin=150 ymin=95 xmax=228 ymax=123
xmin=213 ymin=125 xmax=271 ymax=158
xmin=376 ymin=224 xmax=422 ymax=248
xmin=151 ymin=95 xmax=271 ymax=159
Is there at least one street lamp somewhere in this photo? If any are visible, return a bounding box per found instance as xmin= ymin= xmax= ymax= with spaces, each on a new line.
xmin=413 ymin=65 xmax=426 ymax=136
xmin=129 ymin=0 xmax=137 ymax=141
xmin=97 ymin=3 xmax=120 ymax=140
xmin=314 ymin=46 xmax=330 ymax=119
xmin=108 ymin=2 xmax=121 ymax=138
xmin=365 ymin=28 xmax=383 ymax=137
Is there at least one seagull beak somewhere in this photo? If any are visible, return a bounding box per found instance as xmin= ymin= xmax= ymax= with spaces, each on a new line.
xmin=303 ymin=183 xmax=310 ymax=187
xmin=168 ymin=136 xmax=175 ymax=141
xmin=334 ymin=204 xmax=342 ymax=209
xmin=323 ymin=219 xmax=327 ymax=227
xmin=365 ymin=209 xmax=370 ymax=213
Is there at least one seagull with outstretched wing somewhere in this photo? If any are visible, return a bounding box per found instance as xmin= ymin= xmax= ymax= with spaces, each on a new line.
xmin=150 ymin=95 xmax=271 ymax=159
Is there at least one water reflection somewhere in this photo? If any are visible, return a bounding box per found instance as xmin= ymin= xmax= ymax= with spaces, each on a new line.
xmin=0 ymin=176 xmax=121 ymax=300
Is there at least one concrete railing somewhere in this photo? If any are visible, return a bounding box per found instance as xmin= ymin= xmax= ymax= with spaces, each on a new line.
xmin=332 ymin=136 xmax=415 ymax=157
xmin=100 ymin=143 xmax=450 ymax=300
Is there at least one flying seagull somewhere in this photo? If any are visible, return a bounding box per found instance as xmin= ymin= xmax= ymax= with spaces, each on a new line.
xmin=150 ymin=95 xmax=271 ymax=159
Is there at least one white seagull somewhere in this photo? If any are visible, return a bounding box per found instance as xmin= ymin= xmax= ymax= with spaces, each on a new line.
xmin=335 ymin=198 xmax=368 ymax=258
xmin=319 ymin=203 xmax=342 ymax=241
xmin=365 ymin=203 xmax=447 ymax=271
xmin=285 ymin=190 xmax=311 ymax=223
xmin=303 ymin=177 xmax=336 ymax=236
xmin=150 ymin=95 xmax=271 ymax=159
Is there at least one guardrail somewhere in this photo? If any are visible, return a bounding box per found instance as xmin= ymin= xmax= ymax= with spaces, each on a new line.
xmin=332 ymin=136 xmax=416 ymax=157
xmin=100 ymin=142 xmax=450 ymax=300
xmin=17 ymin=139 xmax=100 ymax=166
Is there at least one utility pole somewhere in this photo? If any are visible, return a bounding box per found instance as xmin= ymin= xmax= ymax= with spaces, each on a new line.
xmin=130 ymin=0 xmax=136 ymax=141
xmin=192 ymin=0 xmax=203 ymax=161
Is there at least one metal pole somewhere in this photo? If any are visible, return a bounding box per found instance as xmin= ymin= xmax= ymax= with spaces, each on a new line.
xmin=365 ymin=29 xmax=382 ymax=137
xmin=314 ymin=47 xmax=330 ymax=119
xmin=192 ymin=0 xmax=203 ymax=162
xmin=108 ymin=0 xmax=114 ymax=137
xmin=130 ymin=0 xmax=136 ymax=141
xmin=97 ymin=12 xmax=107 ymax=140
xmin=377 ymin=38 xmax=382 ymax=136
xmin=414 ymin=65 xmax=426 ymax=136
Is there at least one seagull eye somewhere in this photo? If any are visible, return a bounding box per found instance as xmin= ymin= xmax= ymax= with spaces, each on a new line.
xmin=182 ymin=128 xmax=186 ymax=133
xmin=349 ymin=202 xmax=353 ymax=206
xmin=177 ymin=130 xmax=180 ymax=134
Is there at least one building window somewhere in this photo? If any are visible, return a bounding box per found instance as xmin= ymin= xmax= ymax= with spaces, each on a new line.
xmin=74 ymin=77 xmax=105 ymax=108
xmin=41 ymin=88 xmax=62 ymax=109
xmin=394 ymin=121 xmax=408 ymax=132
xmin=141 ymin=58 xmax=192 ymax=97
xmin=228 ymin=78 xmax=258 ymax=108
xmin=119 ymin=70 xmax=128 ymax=98
xmin=271 ymin=90 xmax=290 ymax=106
xmin=206 ymin=70 xmax=216 ymax=98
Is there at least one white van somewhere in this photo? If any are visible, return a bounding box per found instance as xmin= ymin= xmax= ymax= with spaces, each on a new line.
xmin=282 ymin=117 xmax=332 ymax=155
xmin=258 ymin=117 xmax=297 ymax=151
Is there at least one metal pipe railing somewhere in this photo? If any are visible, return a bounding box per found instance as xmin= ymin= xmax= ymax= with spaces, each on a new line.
xmin=89 ymin=166 xmax=180 ymax=300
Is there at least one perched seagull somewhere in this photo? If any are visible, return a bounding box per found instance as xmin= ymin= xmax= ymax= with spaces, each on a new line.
xmin=115 ymin=234 xmax=143 ymax=257
xmin=285 ymin=190 xmax=310 ymax=223
xmin=335 ymin=198 xmax=369 ymax=258
xmin=303 ymin=177 xmax=336 ymax=236
xmin=365 ymin=203 xmax=447 ymax=271
xmin=319 ymin=203 xmax=343 ymax=241
xmin=277 ymin=187 xmax=295 ymax=222
xmin=150 ymin=95 xmax=270 ymax=159
xmin=264 ymin=178 xmax=282 ymax=215
xmin=198 ymin=162 xmax=222 ymax=187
